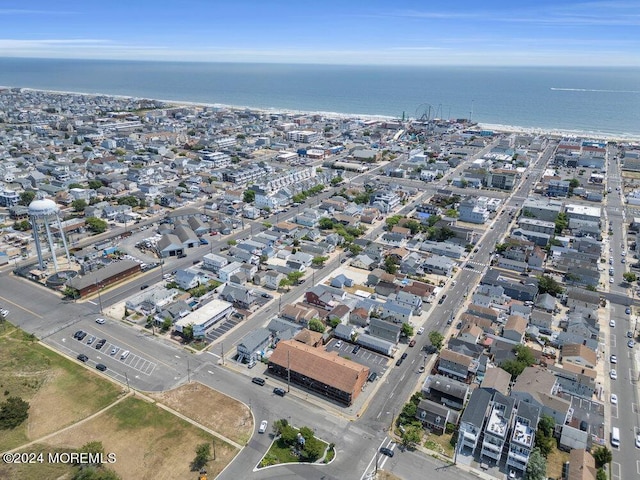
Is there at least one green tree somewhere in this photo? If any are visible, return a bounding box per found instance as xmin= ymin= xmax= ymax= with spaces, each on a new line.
xmin=161 ymin=317 xmax=173 ymax=332
xmin=525 ymin=448 xmax=547 ymax=480
xmin=279 ymin=278 xmax=291 ymax=291
xmin=68 ymin=182 xmax=84 ymax=189
xmin=554 ymin=212 xmax=568 ymax=234
xmin=76 ymin=441 xmax=105 ymax=466
xmin=384 ymin=255 xmax=398 ymax=274
xmin=72 ymin=467 xmax=121 ymax=480
xmin=592 ymin=446 xmax=612 ymax=468
xmin=537 ymin=275 xmax=564 ymax=296
xmin=19 ymin=191 xmax=35 ymax=206
xmin=501 ymin=359 xmax=527 ymax=379
xmin=328 ymin=317 xmax=341 ymax=329
xmin=401 ymin=425 xmax=422 ymax=448
xmin=243 ymin=190 xmax=256 ymax=203
xmin=445 ymin=208 xmax=459 ymax=218
xmin=537 ymin=414 xmax=555 ymax=438
xmin=191 ymin=442 xmax=211 ymax=471
xmin=623 ymin=272 xmax=637 ymax=283
xmin=318 ymin=218 xmax=335 ymax=230
xmin=348 ymin=243 xmax=363 ymax=256
xmin=0 ymin=396 xmax=30 ymax=429
xmin=72 ymin=198 xmax=87 ymax=212
xmin=88 ymin=179 xmax=104 ymax=190
xmin=401 ymin=401 xmax=417 ymax=418
xmin=86 ymin=217 xmax=108 ymax=233
xmin=308 ymin=318 xmax=325 ymax=333
xmin=272 ymin=418 xmax=289 ymax=436
xmin=117 ymin=196 xmax=139 ymax=207
xmin=596 ymin=468 xmax=607 ymax=480
xmin=330 ymin=176 xmax=343 ymax=185
xmin=182 ymin=323 xmax=194 ymax=342
xmin=287 ymin=271 xmax=304 ymax=285
xmin=311 ymin=256 xmax=328 ymax=267
xmin=13 ymin=220 xmax=30 ymax=231
xmin=401 ymin=323 xmax=414 ymax=337
xmin=428 ymin=331 xmax=444 ymax=350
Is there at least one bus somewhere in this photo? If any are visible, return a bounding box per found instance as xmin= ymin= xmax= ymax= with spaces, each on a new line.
xmin=611 ymin=427 xmax=620 ymax=447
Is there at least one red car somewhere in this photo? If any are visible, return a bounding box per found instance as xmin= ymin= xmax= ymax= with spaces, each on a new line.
xmin=409 ymin=339 xmax=416 ymax=347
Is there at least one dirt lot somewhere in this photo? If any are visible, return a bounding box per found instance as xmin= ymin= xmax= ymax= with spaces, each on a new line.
xmin=0 ymin=325 xmax=122 ymax=452
xmin=150 ymin=382 xmax=253 ymax=445
xmin=37 ymin=396 xmax=239 ymax=480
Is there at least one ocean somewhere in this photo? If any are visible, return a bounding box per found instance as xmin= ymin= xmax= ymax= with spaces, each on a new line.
xmin=0 ymin=58 xmax=639 ymax=139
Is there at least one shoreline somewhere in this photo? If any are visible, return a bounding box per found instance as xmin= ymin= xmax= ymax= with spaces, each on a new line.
xmin=3 ymin=85 xmax=640 ymax=142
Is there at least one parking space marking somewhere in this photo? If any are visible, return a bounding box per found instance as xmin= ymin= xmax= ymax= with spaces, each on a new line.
xmin=637 ymin=460 xmax=640 ymax=476
xmin=611 ymin=406 xmax=618 ymax=419
xmin=611 ymin=462 xmax=621 ymax=480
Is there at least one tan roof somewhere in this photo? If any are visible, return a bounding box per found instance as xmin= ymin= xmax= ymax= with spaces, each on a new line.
xmin=461 ymin=323 xmax=483 ymax=339
xmin=467 ymin=304 xmax=498 ymax=319
xmin=505 ymin=315 xmax=527 ymax=334
xmin=561 ymin=344 xmax=597 ymax=366
xmin=269 ymin=340 xmax=369 ymax=394
xmin=568 ymin=449 xmax=597 ymax=480
xmin=460 ymin=313 xmax=496 ymax=332
xmin=439 ymin=348 xmax=473 ymax=367
xmin=512 ymin=366 xmax=556 ymax=396
xmin=480 ymin=367 xmax=511 ymax=395
xmin=391 ymin=226 xmax=410 ymax=235
xmin=293 ymin=328 xmax=323 ymax=346
xmin=559 ymin=362 xmax=597 ymax=379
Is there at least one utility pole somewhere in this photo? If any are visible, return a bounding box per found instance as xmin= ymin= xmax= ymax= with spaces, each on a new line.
xmin=287 ymin=350 xmax=291 ymax=393
xmin=125 ymin=372 xmax=130 ymax=392
xmin=187 ymin=359 xmax=191 ymax=383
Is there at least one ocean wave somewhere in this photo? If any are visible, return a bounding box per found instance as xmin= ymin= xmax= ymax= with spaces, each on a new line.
xmin=550 ymin=87 xmax=640 ymax=93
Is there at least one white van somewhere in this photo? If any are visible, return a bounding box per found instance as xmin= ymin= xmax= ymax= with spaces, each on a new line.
xmin=120 ymin=350 xmax=130 ymax=360
xmin=611 ymin=427 xmax=620 ymax=447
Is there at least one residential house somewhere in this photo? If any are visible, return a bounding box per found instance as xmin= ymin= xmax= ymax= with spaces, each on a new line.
xmin=349 ymin=307 xmax=370 ymax=327
xmin=503 ymin=315 xmax=528 ymax=343
xmin=218 ymin=261 xmax=242 ymax=283
xmin=369 ymin=317 xmax=402 ymax=343
xmin=458 ymin=388 xmax=492 ymax=453
xmin=438 ymin=348 xmax=473 ymax=381
xmin=236 ymin=327 xmax=271 ymax=364
xmin=480 ymin=367 xmax=512 ymax=396
xmin=561 ymin=344 xmax=597 ymax=369
xmin=415 ymin=399 xmax=454 ymax=434
xmin=480 ymin=392 xmax=515 ymax=464
xmin=511 ymin=366 xmax=571 ymax=426
xmin=421 ymin=374 xmax=470 ymax=410
xmin=219 ymin=283 xmax=257 ymax=309
xmin=381 ymin=302 xmax=413 ymax=324
xmin=506 ymin=401 xmax=540 ymax=475
xmin=281 ymin=303 xmax=320 ymax=325
xmin=265 ymin=270 xmax=286 ymax=290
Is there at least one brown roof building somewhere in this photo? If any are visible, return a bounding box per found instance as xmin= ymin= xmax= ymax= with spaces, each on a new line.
xmin=293 ymin=328 xmax=324 ymax=347
xmin=567 ymin=449 xmax=597 ymax=480
xmin=268 ymin=339 xmax=369 ymax=405
xmin=561 ymin=344 xmax=598 ymax=369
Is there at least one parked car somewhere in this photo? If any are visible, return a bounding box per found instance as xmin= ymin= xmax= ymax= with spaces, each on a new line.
xmin=86 ymin=336 xmax=95 ymax=345
xmin=636 ymin=433 xmax=640 ymax=448
xmin=610 ymin=369 xmax=617 ymax=379
xmin=95 ymin=339 xmax=106 ymax=350
xmin=140 ymin=284 xmax=149 ymax=290
xmin=611 ymin=394 xmax=618 ymax=405
xmin=251 ymin=377 xmax=265 ymax=386
xmin=408 ymin=339 xmax=416 ymax=347
xmin=610 ymin=319 xmax=616 ymax=327
xmin=401 ymin=353 xmax=408 ymax=360
xmin=95 ymin=318 xmax=105 ymax=324
xmin=110 ymin=347 xmax=119 ymax=356
xmin=395 ymin=358 xmax=403 ymax=367
xmin=335 ymin=340 xmax=343 ymax=348
xmin=261 ymin=293 xmax=273 ymax=299
xmin=417 ymin=327 xmax=425 ymax=335
xmin=95 ymin=363 xmax=107 ymax=372
xmin=77 ymin=353 xmax=88 ymax=362
xmin=628 ymin=331 xmax=634 ymax=338
xmin=273 ymin=387 xmax=286 ymax=397
xmin=367 ymin=372 xmax=378 ymax=382
xmin=610 ymin=354 xmax=617 ymax=364
xmin=629 ymin=340 xmax=635 ymax=348
xmin=77 ymin=331 xmax=87 ymax=341
xmin=258 ymin=420 xmax=268 ymax=433
xmin=120 ymin=350 xmax=130 ymax=360
xmin=352 ymin=345 xmax=361 ymax=354
xmin=626 ymin=307 xmax=631 ymax=314
xmin=73 ymin=330 xmax=84 ymax=339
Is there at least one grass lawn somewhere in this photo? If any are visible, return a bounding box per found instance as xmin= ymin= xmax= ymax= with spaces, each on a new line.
xmin=259 ymin=437 xmax=301 ymax=467
xmin=0 ymin=325 xmax=122 ymax=452
xmin=424 ymin=432 xmax=455 ymax=458
xmin=40 ymin=396 xmax=239 ymax=480
xmin=546 ymin=445 xmax=570 ymax=479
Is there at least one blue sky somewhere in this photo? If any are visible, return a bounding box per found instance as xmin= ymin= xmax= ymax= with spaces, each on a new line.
xmin=0 ymin=0 xmax=638 ymax=65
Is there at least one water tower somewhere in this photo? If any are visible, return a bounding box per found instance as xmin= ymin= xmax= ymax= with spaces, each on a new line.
xmin=28 ymin=194 xmax=71 ymax=272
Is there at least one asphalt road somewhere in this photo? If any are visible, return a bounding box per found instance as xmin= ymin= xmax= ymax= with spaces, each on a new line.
xmin=603 ymin=150 xmax=640 ymax=480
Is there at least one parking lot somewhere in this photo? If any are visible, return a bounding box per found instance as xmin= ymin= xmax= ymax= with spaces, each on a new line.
xmin=325 ymin=338 xmax=390 ymax=376
xmin=205 ymin=316 xmax=242 ymax=342
xmin=560 ymin=392 xmax=605 ymax=443
xmin=59 ymin=330 xmax=157 ymax=376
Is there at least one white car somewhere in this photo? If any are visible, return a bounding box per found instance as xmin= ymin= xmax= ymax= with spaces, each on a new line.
xmin=610 ymin=277 xmax=615 ymax=284
xmin=0 ymin=309 xmax=8 ymax=318
xmin=417 ymin=327 xmax=425 ymax=335
xmin=609 ymin=319 xmax=616 ymax=327
xmin=636 ymin=433 xmax=640 ymax=448
xmin=95 ymin=318 xmax=106 ymax=324
xmin=335 ymin=340 xmax=343 ymax=348
xmin=611 ymin=394 xmax=618 ymax=405
xmin=610 ymin=369 xmax=617 ymax=380
xmin=110 ymin=346 xmax=119 ymax=356
xmin=258 ymin=420 xmax=268 ymax=434
xmin=610 ymin=354 xmax=617 ymax=364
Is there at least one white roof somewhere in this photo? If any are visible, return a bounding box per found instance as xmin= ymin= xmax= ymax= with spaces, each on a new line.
xmin=175 ymin=298 xmax=233 ymax=328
